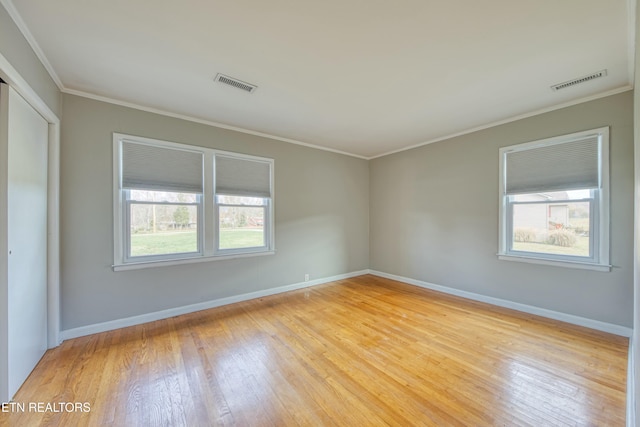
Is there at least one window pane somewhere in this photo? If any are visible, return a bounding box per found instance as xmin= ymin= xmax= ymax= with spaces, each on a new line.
xmin=216 ymin=195 xmax=266 ymax=205
xmin=512 ymin=189 xmax=591 ymax=202
xmin=129 ymin=190 xmax=197 ymax=203
xmin=219 ymin=206 xmax=265 ymax=249
xmin=511 ymin=197 xmax=590 ymax=257
xmin=130 ymin=203 xmax=198 ymax=257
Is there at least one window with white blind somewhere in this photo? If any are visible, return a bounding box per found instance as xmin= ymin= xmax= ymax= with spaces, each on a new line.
xmin=113 ymin=133 xmax=274 ymax=270
xmin=498 ymin=127 xmax=610 ymax=271
xmin=214 ymin=154 xmax=272 ymax=255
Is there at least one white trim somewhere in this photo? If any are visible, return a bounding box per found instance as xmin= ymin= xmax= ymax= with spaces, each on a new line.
xmin=47 ymin=118 xmax=61 ymax=347
xmin=60 ymin=269 xmax=369 ymax=340
xmin=68 ymin=86 xmax=634 ymax=161
xmin=112 ymin=135 xmax=123 ymax=267
xmin=497 ymin=254 xmax=611 ymax=272
xmin=66 ymin=88 xmax=369 ymax=160
xmin=369 ymin=270 xmax=633 ymax=337
xmin=1 ymin=0 xmax=635 ymax=161
xmin=0 ymin=53 xmax=57 ymax=122
xmin=0 ymin=51 xmax=61 ymax=348
xmin=627 ymin=337 xmax=635 ymax=427
xmin=61 ymin=267 xmax=633 ymax=342
xmin=497 ymin=127 xmax=610 ymax=270
xmin=113 ymin=250 xmax=276 ymax=272
xmin=632 ymin=5 xmax=639 ymax=425
xmin=500 ymin=126 xmax=609 ymax=153
xmin=0 ymin=0 xmax=64 ymax=90
xmin=369 ymin=86 xmax=632 ymax=159
xmin=65 ymin=86 xmax=635 ymax=162
xmin=599 ymin=127 xmax=612 ymax=267
xmin=113 ymin=133 xmax=276 ymax=268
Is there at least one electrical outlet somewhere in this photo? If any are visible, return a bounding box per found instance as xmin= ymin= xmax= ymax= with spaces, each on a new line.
xmin=304 ymin=274 xmax=310 ymax=282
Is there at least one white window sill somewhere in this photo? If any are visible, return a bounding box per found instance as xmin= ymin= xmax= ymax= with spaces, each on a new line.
xmin=497 ymin=253 xmax=611 ymax=272
xmin=113 ymin=250 xmax=276 ymax=271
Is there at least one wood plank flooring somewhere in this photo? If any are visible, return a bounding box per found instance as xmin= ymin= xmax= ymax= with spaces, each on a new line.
xmin=0 ymin=275 xmax=628 ymax=426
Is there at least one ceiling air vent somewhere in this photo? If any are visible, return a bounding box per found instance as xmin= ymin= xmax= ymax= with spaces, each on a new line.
xmin=214 ymin=73 xmax=257 ymax=93
xmin=551 ymin=70 xmax=607 ymax=91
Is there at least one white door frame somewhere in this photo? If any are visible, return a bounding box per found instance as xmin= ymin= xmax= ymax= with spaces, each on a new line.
xmin=0 ymin=52 xmax=60 ymax=348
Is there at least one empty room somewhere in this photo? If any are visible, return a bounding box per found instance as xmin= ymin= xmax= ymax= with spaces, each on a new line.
xmin=1 ymin=0 xmax=639 ymax=426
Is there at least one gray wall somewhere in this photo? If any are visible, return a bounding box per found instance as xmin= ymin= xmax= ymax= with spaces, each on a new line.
xmin=2 ymin=0 xmax=634 ymax=335
xmin=633 ymin=0 xmax=639 ymax=419
xmin=370 ymin=91 xmax=634 ymax=327
xmin=0 ymin=4 xmax=60 ymax=117
xmin=60 ymin=94 xmax=369 ymax=330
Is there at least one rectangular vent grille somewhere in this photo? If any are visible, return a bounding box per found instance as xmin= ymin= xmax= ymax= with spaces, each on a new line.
xmin=551 ymin=70 xmax=607 ymax=91
xmin=215 ymin=74 xmax=257 ymax=93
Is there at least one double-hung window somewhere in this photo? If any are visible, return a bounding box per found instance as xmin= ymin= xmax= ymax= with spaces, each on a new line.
xmin=498 ymin=127 xmax=610 ymax=271
xmin=214 ymin=154 xmax=272 ymax=254
xmin=113 ymin=133 xmax=274 ymax=270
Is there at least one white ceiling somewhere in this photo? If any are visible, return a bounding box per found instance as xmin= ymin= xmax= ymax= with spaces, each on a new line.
xmin=4 ymin=0 xmax=634 ymax=158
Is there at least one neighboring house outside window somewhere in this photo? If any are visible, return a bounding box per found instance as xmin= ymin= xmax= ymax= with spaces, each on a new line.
xmin=498 ymin=127 xmax=610 ymax=271
xmin=113 ymin=133 xmax=274 ymax=271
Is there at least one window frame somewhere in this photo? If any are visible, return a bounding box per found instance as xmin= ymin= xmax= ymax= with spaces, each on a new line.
xmin=505 ymin=190 xmax=598 ymax=262
xmin=214 ymin=195 xmax=271 ymax=255
xmin=497 ymin=127 xmax=610 ymax=272
xmin=213 ymin=151 xmax=275 ymax=256
xmin=113 ymin=133 xmax=275 ymax=271
xmin=123 ymin=190 xmax=204 ymax=263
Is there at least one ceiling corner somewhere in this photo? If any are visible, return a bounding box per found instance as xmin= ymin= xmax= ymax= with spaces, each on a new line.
xmin=0 ymin=0 xmax=65 ymax=90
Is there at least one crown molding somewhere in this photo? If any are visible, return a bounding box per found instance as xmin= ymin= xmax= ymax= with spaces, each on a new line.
xmin=62 ymin=87 xmax=369 ymax=160
xmin=2 ymin=0 xmax=635 ymax=161
xmin=369 ymin=85 xmax=633 ymax=160
xmin=0 ymin=0 xmax=63 ymax=90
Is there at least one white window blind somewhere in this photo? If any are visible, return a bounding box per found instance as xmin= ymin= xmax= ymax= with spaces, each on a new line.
xmin=215 ymin=155 xmax=271 ymax=197
xmin=504 ymin=135 xmax=599 ymax=195
xmin=122 ymin=141 xmax=203 ymax=193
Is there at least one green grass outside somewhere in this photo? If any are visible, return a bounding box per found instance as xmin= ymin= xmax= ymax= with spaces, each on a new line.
xmin=220 ymin=228 xmax=264 ymax=249
xmin=130 ymin=229 xmax=264 ymax=257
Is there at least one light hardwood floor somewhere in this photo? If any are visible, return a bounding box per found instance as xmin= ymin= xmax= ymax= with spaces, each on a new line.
xmin=0 ymin=275 xmax=629 ymax=426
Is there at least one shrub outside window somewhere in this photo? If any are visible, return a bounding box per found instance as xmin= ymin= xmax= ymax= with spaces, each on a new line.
xmin=498 ymin=128 xmax=610 ymax=271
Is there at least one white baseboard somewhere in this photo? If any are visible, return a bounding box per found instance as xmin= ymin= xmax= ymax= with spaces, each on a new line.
xmin=61 ymin=268 xmax=632 ymax=341
xmin=369 ymin=270 xmax=633 ymax=337
xmin=628 ymin=337 xmax=636 ymax=427
xmin=61 ymin=269 xmax=369 ymax=341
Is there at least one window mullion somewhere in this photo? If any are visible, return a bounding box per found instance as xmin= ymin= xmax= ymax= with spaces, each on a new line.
xmin=506 ymin=196 xmax=513 ymax=252
xmin=203 ymin=152 xmax=215 ymax=256
xmin=124 ymin=192 xmax=132 ymax=261
xmin=113 ymin=133 xmax=274 ymax=268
